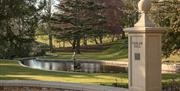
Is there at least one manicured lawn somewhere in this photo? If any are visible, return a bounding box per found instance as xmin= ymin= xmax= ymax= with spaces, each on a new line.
xmin=0 ymin=60 xmax=128 ymax=87
xmin=41 ymin=39 xmax=179 ymax=63
xmin=1 ymin=60 xmax=180 ymax=88
xmin=0 ymin=39 xmax=179 ymax=88
xmin=42 ymin=40 xmax=128 ymax=61
xmin=45 ymin=51 xmax=128 ymax=61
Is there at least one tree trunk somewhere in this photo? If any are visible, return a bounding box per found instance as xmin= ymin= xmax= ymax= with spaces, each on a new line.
xmin=111 ymin=34 xmax=115 ymax=42
xmin=94 ymin=38 xmax=99 ymax=44
xmin=116 ymin=34 xmax=120 ymax=40
xmin=48 ymin=0 xmax=53 ymax=52
xmin=99 ymin=35 xmax=103 ymax=44
xmin=63 ymin=41 xmax=65 ymax=48
xmin=72 ymin=39 xmax=76 ymax=50
xmin=68 ymin=40 xmax=73 ymax=45
xmin=121 ymin=31 xmax=125 ymax=39
xmin=76 ymin=38 xmax=81 ymax=54
xmin=59 ymin=42 xmax=61 ymax=48
xmin=83 ymin=36 xmax=87 ymax=46
xmin=49 ymin=34 xmax=53 ymax=52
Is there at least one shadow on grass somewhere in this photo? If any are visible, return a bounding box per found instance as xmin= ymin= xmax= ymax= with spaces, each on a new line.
xmin=0 ymin=77 xmax=34 ymax=80
xmin=1 ymin=60 xmax=180 ymax=89
xmin=92 ymin=82 xmax=128 ymax=88
xmin=0 ymin=61 xmax=128 ymax=80
xmin=162 ymin=73 xmax=180 ymax=80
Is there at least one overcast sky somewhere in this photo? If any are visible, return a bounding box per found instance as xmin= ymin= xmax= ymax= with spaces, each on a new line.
xmin=51 ymin=0 xmax=59 ymax=13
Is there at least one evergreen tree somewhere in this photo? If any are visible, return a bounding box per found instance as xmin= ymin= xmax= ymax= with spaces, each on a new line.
xmin=51 ymin=0 xmax=106 ymax=54
xmin=121 ymin=0 xmax=139 ymax=28
xmin=0 ymin=0 xmax=46 ymax=58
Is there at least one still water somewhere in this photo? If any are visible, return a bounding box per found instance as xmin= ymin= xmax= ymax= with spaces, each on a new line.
xmin=20 ymin=59 xmax=127 ymax=73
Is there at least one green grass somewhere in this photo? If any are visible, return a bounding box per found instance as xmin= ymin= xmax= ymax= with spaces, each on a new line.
xmin=1 ymin=60 xmax=180 ymax=88
xmin=43 ymin=39 xmax=128 ymax=61
xmin=43 ymin=39 xmax=180 ymax=63
xmin=0 ymin=60 xmax=128 ymax=87
xmin=36 ymin=35 xmax=118 ymax=48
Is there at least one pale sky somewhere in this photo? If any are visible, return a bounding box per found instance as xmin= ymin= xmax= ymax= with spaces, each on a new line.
xmin=51 ymin=0 xmax=59 ymax=13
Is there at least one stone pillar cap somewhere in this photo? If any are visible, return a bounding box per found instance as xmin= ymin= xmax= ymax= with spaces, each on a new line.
xmin=124 ymin=27 xmax=166 ymax=33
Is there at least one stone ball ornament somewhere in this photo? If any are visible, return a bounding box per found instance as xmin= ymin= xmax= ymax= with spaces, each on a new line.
xmin=138 ymin=0 xmax=152 ymax=13
xmin=134 ymin=0 xmax=155 ymax=27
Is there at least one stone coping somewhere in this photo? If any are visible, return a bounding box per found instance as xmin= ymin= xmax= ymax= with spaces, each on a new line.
xmin=0 ymin=80 xmax=128 ymax=91
xmin=124 ymin=27 xmax=166 ymax=33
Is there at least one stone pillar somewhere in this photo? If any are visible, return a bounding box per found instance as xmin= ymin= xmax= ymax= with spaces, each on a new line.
xmin=125 ymin=0 xmax=165 ymax=91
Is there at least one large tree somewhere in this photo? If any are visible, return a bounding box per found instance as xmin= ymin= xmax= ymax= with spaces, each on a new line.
xmin=99 ymin=0 xmax=125 ymax=40
xmin=51 ymin=0 xmax=106 ymax=54
xmin=0 ymin=0 xmax=46 ymax=58
xmin=152 ymin=0 xmax=180 ymax=57
xmin=121 ymin=0 xmax=139 ymax=28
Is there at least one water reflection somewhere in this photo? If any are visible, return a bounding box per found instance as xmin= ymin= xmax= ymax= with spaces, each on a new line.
xmin=20 ymin=59 xmax=127 ymax=73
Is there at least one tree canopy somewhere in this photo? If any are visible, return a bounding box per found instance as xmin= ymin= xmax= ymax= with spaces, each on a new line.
xmin=0 ymin=0 xmax=46 ymax=58
xmin=50 ymin=0 xmax=106 ymax=53
xmin=152 ymin=0 xmax=180 ymax=57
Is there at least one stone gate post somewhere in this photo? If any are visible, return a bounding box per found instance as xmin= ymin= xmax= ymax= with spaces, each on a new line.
xmin=125 ymin=0 xmax=165 ymax=91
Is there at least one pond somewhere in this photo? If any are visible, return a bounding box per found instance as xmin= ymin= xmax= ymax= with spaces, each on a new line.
xmin=20 ymin=59 xmax=128 ymax=73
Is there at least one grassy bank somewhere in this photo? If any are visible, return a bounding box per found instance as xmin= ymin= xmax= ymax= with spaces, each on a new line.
xmin=42 ymin=39 xmax=180 ymax=63
xmin=0 ymin=60 xmax=180 ymax=88
xmin=43 ymin=40 xmax=128 ymax=61
xmin=0 ymin=60 xmax=128 ymax=87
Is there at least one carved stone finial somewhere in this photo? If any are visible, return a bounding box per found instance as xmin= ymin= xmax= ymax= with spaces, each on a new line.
xmin=138 ymin=0 xmax=151 ymax=13
xmin=135 ymin=0 xmax=155 ymax=27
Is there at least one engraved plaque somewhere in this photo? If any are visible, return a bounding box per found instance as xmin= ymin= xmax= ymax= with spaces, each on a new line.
xmin=135 ymin=53 xmax=140 ymax=60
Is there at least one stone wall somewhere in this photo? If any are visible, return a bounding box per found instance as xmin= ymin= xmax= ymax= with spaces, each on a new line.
xmin=0 ymin=86 xmax=78 ymax=91
xmin=0 ymin=80 xmax=128 ymax=91
xmin=162 ymin=64 xmax=180 ymax=73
